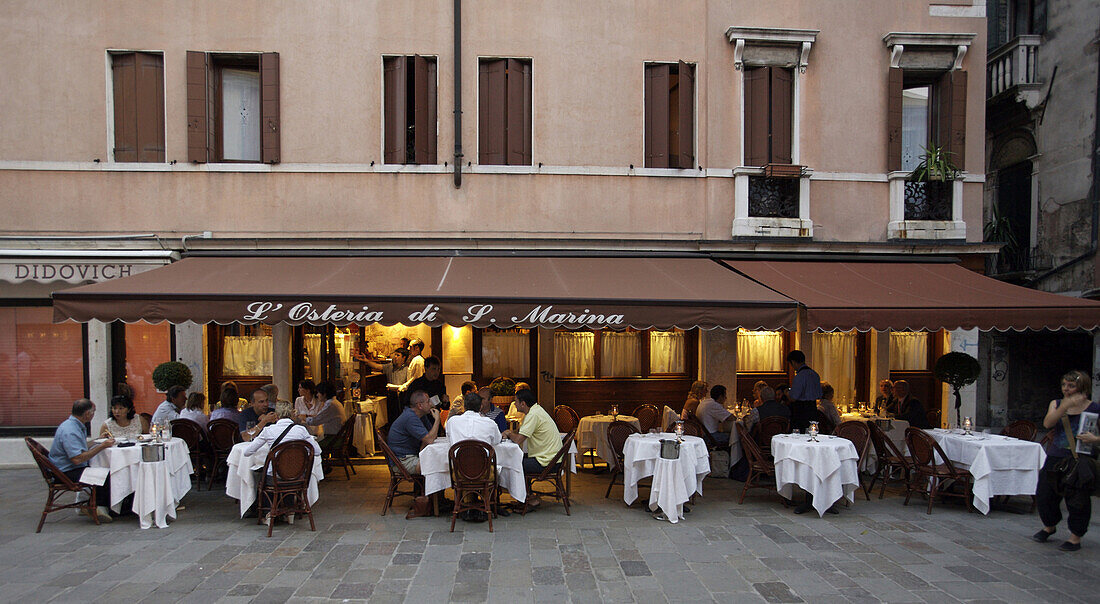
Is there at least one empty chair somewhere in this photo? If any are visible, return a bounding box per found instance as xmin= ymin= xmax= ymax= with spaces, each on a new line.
xmin=904 ymin=427 xmax=973 ymax=514
xmin=736 ymin=423 xmax=782 ymax=505
xmin=866 ymin=421 xmax=913 ymax=499
xmin=604 ymin=420 xmax=640 ymax=499
xmin=170 ymin=418 xmax=211 ymax=488
xmin=1001 ymin=420 xmax=1038 ymax=441
xmin=25 ymin=437 xmax=100 ymax=533
xmin=634 ymin=404 xmax=661 ymax=433
xmin=448 ymin=440 xmax=498 ymax=532
xmin=524 ymin=431 xmax=576 ymax=516
xmin=257 ymin=440 xmax=317 ymax=537
xmin=206 ymin=418 xmax=242 ymax=489
xmin=321 ymin=415 xmax=358 ymax=480
xmin=550 ymin=405 xmax=580 ymax=435
xmin=833 ymin=420 xmax=871 ymax=500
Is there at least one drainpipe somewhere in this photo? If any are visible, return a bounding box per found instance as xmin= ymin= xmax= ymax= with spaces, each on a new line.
xmin=453 ymin=0 xmax=463 ymax=188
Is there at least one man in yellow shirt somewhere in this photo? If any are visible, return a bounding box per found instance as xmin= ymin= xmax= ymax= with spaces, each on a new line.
xmin=502 ymin=389 xmax=563 ymax=506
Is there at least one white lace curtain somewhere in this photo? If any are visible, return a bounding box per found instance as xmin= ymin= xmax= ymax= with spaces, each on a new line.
xmin=891 ymin=331 xmax=929 ymax=370
xmin=601 ymin=332 xmax=641 ymax=377
xmin=649 ymin=330 xmax=685 ymax=373
xmin=221 ymin=68 xmax=261 ymax=162
xmin=555 ymin=332 xmax=594 ymax=377
xmin=483 ymin=331 xmax=530 ymax=378
xmin=737 ymin=330 xmax=784 ymax=372
xmin=222 ymin=335 xmax=273 ymax=376
xmin=812 ymin=331 xmax=856 ymax=402
xmin=303 ymin=334 xmax=323 ymax=380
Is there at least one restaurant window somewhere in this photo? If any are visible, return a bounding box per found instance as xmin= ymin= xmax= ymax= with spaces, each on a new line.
xmin=644 ymin=61 xmax=695 ymax=168
xmin=442 ymin=325 xmax=473 ymax=374
xmin=811 ymin=330 xmax=857 ymax=402
xmin=555 ymin=331 xmax=594 ymax=378
xmin=187 ymin=51 xmax=280 ymax=164
xmin=482 ymin=328 xmax=530 ymax=379
xmin=890 ymin=331 xmax=929 ymax=371
xmin=601 ymin=331 xmax=642 ymax=377
xmin=223 ymin=326 xmax=274 ymax=377
xmin=737 ymin=329 xmax=784 ymax=372
xmin=122 ymin=322 xmax=173 ymax=414
xmin=110 ymin=51 xmax=164 ymax=162
xmin=0 ymin=307 xmax=86 ymax=429
xmin=556 ymin=329 xmax=690 ymax=379
xmin=478 ymin=58 xmax=531 ymax=165
xmin=383 ymin=55 xmax=437 ymax=165
xmin=649 ymin=329 xmax=686 ymax=374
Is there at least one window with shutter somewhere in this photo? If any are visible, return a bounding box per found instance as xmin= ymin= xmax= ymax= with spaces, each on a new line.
xmin=478 ymin=58 xmax=531 ymax=166
xmin=644 ymin=61 xmax=695 ymax=169
xmin=742 ymin=66 xmax=793 ymax=167
xmin=383 ymin=55 xmax=438 ymax=165
xmin=111 ymin=52 xmax=164 ymax=163
xmin=186 ymin=52 xmax=280 ymax=164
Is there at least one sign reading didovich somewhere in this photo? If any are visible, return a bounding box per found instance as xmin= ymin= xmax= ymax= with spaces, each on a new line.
xmin=241 ymin=301 xmax=627 ymax=328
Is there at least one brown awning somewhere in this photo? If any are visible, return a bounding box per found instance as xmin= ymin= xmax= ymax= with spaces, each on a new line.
xmin=724 ymin=260 xmax=1100 ymax=332
xmin=53 ymin=256 xmax=797 ymax=330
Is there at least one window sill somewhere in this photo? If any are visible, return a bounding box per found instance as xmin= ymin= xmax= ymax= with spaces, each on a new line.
xmin=888 ymin=220 xmax=967 ymax=240
xmin=733 ymin=216 xmax=813 ymax=238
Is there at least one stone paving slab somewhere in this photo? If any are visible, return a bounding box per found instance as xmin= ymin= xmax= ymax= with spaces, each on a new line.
xmin=2 ymin=465 xmax=1099 ymax=603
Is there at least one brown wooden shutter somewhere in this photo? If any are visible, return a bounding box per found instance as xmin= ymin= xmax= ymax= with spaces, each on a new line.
xmin=112 ymin=53 xmax=138 ymax=162
xmin=506 ymin=59 xmax=531 ymax=165
xmin=677 ymin=61 xmax=695 ymax=170
xmin=135 ymin=52 xmax=165 ymax=162
xmin=413 ymin=55 xmax=437 ymax=164
xmin=426 ymin=58 xmax=437 ymax=164
xmin=478 ymin=59 xmax=507 ymax=165
xmin=743 ymin=67 xmax=769 ymax=167
xmin=384 ymin=56 xmax=408 ymax=164
xmin=946 ymin=70 xmax=967 ymax=171
xmin=770 ymin=67 xmax=793 ymax=165
xmin=886 ymin=67 xmax=904 ymax=171
xmin=644 ymin=63 xmax=670 ymax=168
xmin=186 ymin=51 xmax=209 ymax=163
xmin=260 ymin=52 xmax=280 ymax=164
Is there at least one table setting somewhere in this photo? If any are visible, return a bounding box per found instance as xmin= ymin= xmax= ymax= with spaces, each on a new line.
xmin=771 ymin=430 xmax=860 ymax=517
xmin=419 ymin=437 xmax=528 ymax=503
xmin=88 ymin=436 xmax=193 ymax=529
xmin=925 ymin=425 xmax=1046 ymax=514
xmin=578 ymin=413 xmax=641 ymax=467
xmin=622 ymin=432 xmax=710 ymax=523
xmin=225 ymin=439 xmax=324 ymax=517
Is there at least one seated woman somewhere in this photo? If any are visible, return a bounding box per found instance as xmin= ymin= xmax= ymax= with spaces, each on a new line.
xmin=210 ymin=385 xmax=242 ymax=423
xmin=874 ymin=379 xmax=897 ymax=416
xmin=682 ymin=380 xmax=708 ymax=417
xmin=294 ymin=379 xmax=322 ymax=419
xmin=817 ymin=382 xmax=841 ymax=427
xmin=180 ymin=392 xmax=209 ymax=430
xmin=100 ymin=394 xmax=148 ymax=439
xmin=751 ymin=380 xmax=769 ymax=408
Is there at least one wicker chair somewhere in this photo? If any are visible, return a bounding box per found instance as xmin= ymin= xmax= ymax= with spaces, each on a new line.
xmin=524 ymin=431 xmax=576 ymax=516
xmin=139 ymin=412 xmax=153 ymax=426
xmin=634 ymin=404 xmax=661 ymax=433
xmin=170 ymin=418 xmax=211 ymax=489
xmin=866 ymin=420 xmax=913 ymax=499
xmin=755 ymin=416 xmax=790 ymax=455
xmin=257 ymin=440 xmax=317 ymax=537
xmin=207 ymin=418 xmax=242 ymax=490
xmin=1001 ymin=420 xmax=1038 ymax=441
xmin=736 ymin=423 xmax=782 ymax=504
xmin=681 ymin=414 xmax=720 ymax=450
xmin=604 ymin=420 xmax=640 ymax=498
xmin=904 ymin=427 xmax=973 ymax=514
xmin=26 ymin=437 xmax=100 ymax=533
xmin=375 ymin=427 xmax=424 ymax=516
xmin=448 ymin=440 xmax=498 ymax=532
xmin=321 ymin=414 xmax=358 ymax=480
xmin=833 ymin=420 xmax=871 ymax=500
xmin=550 ymin=405 xmax=580 ymax=435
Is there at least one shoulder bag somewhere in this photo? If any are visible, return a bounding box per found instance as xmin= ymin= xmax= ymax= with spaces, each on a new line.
xmin=1048 ymin=415 xmax=1097 ymax=496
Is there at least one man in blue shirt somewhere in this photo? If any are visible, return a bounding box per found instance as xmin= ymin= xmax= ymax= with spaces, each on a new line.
xmin=787 ymin=350 xmax=823 ymax=432
xmin=50 ymin=399 xmax=115 ymax=522
xmin=239 ymin=388 xmax=277 ymax=440
xmin=387 ymin=391 xmax=440 ymax=474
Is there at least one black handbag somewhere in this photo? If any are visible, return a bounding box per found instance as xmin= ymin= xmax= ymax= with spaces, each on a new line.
xmin=1048 ymin=416 xmax=1097 ymax=495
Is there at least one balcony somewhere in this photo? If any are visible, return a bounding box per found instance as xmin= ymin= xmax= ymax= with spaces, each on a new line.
xmin=987 ymin=35 xmax=1043 ymax=108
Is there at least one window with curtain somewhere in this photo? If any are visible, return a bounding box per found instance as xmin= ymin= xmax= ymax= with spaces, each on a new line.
xmin=222 ymin=335 xmax=273 ymax=377
xmin=0 ymin=307 xmax=85 ymax=427
xmin=811 ymin=331 xmax=857 ymax=402
xmin=649 ymin=330 xmax=685 ymax=373
xmin=601 ymin=331 xmax=641 ymax=377
xmin=220 ymin=68 xmax=261 ymax=161
xmin=555 ymin=331 xmax=594 ymax=377
xmin=737 ymin=329 xmax=784 ymax=372
xmin=891 ymin=331 xmax=929 ymax=370
xmin=483 ymin=329 xmax=530 ymax=378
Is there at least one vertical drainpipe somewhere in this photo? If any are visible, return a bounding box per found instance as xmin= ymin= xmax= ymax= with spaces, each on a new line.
xmin=453 ymin=0 xmax=463 ymax=188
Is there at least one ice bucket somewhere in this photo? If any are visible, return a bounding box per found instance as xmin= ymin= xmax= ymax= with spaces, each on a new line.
xmin=659 ymin=439 xmax=681 ymax=460
xmin=874 ymin=418 xmax=893 ymax=431
xmin=141 ymin=443 xmax=165 ymax=462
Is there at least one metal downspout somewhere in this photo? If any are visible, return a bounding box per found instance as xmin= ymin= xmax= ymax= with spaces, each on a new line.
xmin=453 ymin=0 xmax=463 ymax=188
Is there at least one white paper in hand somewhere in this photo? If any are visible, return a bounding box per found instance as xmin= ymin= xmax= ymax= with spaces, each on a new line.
xmin=79 ymin=466 xmax=109 ymax=486
xmin=429 ymin=395 xmax=442 ymax=408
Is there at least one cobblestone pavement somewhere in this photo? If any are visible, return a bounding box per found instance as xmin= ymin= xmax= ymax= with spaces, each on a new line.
xmin=2 ymin=464 xmax=1098 ymax=603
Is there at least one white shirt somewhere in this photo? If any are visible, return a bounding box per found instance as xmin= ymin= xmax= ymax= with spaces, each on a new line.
xmin=294 ymin=395 xmax=322 ymax=418
xmin=696 ymin=397 xmax=732 ymax=434
xmin=179 ymin=408 xmax=209 ymax=431
xmin=151 ymin=400 xmax=181 ymax=424
xmin=400 ymin=355 xmax=425 ymax=390
xmin=446 ymin=411 xmax=502 ymax=446
xmin=244 ymin=418 xmax=321 ymax=458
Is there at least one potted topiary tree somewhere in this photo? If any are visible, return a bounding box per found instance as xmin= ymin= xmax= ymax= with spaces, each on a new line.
xmin=152 ymin=361 xmax=193 ymax=392
xmin=489 ymin=376 xmax=517 ymax=409
xmin=933 ymin=351 xmax=981 ymax=428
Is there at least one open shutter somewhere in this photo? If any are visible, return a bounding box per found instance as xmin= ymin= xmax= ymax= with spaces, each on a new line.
xmin=135 ymin=52 xmax=165 ymax=163
xmin=644 ymin=63 xmax=670 ymax=168
xmin=677 ymin=61 xmax=695 ymax=170
xmin=260 ymin=52 xmax=280 ymax=164
xmin=426 ymin=58 xmax=437 ymax=164
xmin=743 ymin=67 xmax=769 ymax=167
xmin=413 ymin=55 xmax=437 ymax=164
xmin=478 ymin=59 xmax=507 ymax=165
xmin=947 ymin=70 xmax=967 ymax=171
xmin=384 ymin=56 xmax=408 ymax=164
xmin=112 ymin=53 xmax=138 ymax=162
xmin=506 ymin=59 xmax=531 ymax=165
xmin=886 ymin=68 xmax=904 ymax=171
xmin=186 ymin=51 xmax=209 ymax=163
xmin=770 ymin=67 xmax=793 ymax=165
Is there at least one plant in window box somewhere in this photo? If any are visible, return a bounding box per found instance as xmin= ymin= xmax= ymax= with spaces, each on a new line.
xmin=152 ymin=361 xmax=193 ymax=392
xmin=489 ymin=376 xmax=517 ymax=409
xmin=905 ymin=145 xmax=959 ymax=221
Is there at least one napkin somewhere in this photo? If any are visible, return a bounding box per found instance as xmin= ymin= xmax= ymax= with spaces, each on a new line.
xmin=79 ymin=466 xmax=109 ymax=486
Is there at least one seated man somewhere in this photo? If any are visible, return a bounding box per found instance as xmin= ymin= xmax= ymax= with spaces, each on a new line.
xmin=49 ymin=398 xmax=115 ymax=523
xmin=151 ymin=385 xmax=187 ymax=424
xmin=446 ymin=392 xmax=502 ymax=445
xmin=244 ymin=401 xmax=321 ymax=462
xmin=502 ymin=389 xmax=563 ymax=507
xmin=386 ymin=390 xmax=441 ymax=474
xmin=239 ymin=388 xmax=277 ymax=441
xmin=696 ymin=384 xmax=734 ymax=446
xmin=477 ymin=385 xmax=509 ymax=433
xmin=894 ymin=380 xmax=931 ymax=428
xmin=744 ymin=386 xmax=790 ymax=432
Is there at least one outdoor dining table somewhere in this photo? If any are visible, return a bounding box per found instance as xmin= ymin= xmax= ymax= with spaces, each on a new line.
xmin=225 ymin=439 xmax=324 ymax=517
xmin=925 ymin=428 xmax=1046 ymax=515
xmin=89 ymin=437 xmax=193 ymax=529
xmin=622 ymin=433 xmax=710 ymax=523
xmin=419 ymin=437 xmax=528 ymax=503
xmin=578 ymin=414 xmax=641 ymax=466
xmin=772 ymin=433 xmax=860 ymax=517
xmin=351 ymin=397 xmax=387 ymax=455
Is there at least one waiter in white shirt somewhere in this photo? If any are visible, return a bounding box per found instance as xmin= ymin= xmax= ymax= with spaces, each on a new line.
xmin=446 ymin=392 xmax=502 ymax=445
xmin=397 ymin=340 xmax=426 ymax=393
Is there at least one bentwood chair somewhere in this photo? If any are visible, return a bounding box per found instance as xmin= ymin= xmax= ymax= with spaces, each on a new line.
xmin=633 ymin=404 xmax=661 ymax=433
xmin=257 ymin=440 xmax=317 ymax=537
xmin=1001 ymin=420 xmax=1038 ymax=442
xmin=604 ymin=420 xmax=640 ymax=499
xmin=376 ymin=428 xmax=424 ymax=516
xmin=321 ymin=415 xmax=358 ymax=480
xmin=551 ymin=405 xmax=580 ymax=435
xmin=736 ymin=423 xmax=784 ymax=505
xmin=170 ymin=418 xmax=211 ymax=489
xmin=866 ymin=420 xmax=913 ymax=499
xmin=448 ymin=440 xmax=498 ymax=532
xmin=833 ymin=420 xmax=871 ymax=500
xmin=524 ymin=431 xmax=576 ymax=516
xmin=904 ymin=427 xmax=973 ymax=514
xmin=207 ymin=418 xmax=242 ymax=490
xmin=26 ymin=438 xmax=100 ymax=533
xmin=755 ymin=416 xmax=790 ymax=456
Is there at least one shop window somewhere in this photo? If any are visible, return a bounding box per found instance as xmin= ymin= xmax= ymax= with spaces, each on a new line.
xmin=644 ymin=61 xmax=695 ymax=168
xmin=811 ymin=331 xmax=857 ymax=403
xmin=383 ymin=55 xmax=438 ymax=164
xmin=601 ymin=331 xmax=642 ymax=377
xmin=0 ymin=307 xmax=86 ymax=428
xmin=222 ymin=328 xmax=273 ymax=377
xmin=890 ymin=331 xmax=929 ymax=370
xmin=478 ymin=58 xmax=531 ymax=165
xmin=110 ymin=51 xmax=164 ymax=162
xmin=123 ymin=322 xmax=172 ymax=414
xmin=482 ymin=328 xmax=530 ymax=379
xmin=556 ymin=329 xmax=690 ymax=379
xmin=555 ymin=331 xmax=594 ymax=378
xmin=649 ymin=330 xmax=686 ymax=374
xmin=737 ymin=329 xmax=785 ymax=372
xmin=187 ymin=51 xmax=280 ymax=164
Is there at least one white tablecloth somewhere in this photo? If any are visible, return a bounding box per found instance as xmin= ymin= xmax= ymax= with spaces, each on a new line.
xmin=226 ymin=440 xmax=324 ymax=517
xmin=357 ymin=397 xmax=388 ymax=428
xmin=420 ymin=438 xmax=527 ymax=503
xmin=772 ymin=434 xmax=860 ymax=517
xmin=926 ymin=429 xmax=1047 ymax=514
xmin=661 ymin=406 xmax=680 ymax=432
xmin=89 ymin=438 xmax=193 ymax=529
xmin=352 ymin=414 xmax=375 ymax=455
xmin=622 ymin=433 xmax=710 ymax=523
xmin=578 ymin=415 xmax=641 ymax=466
